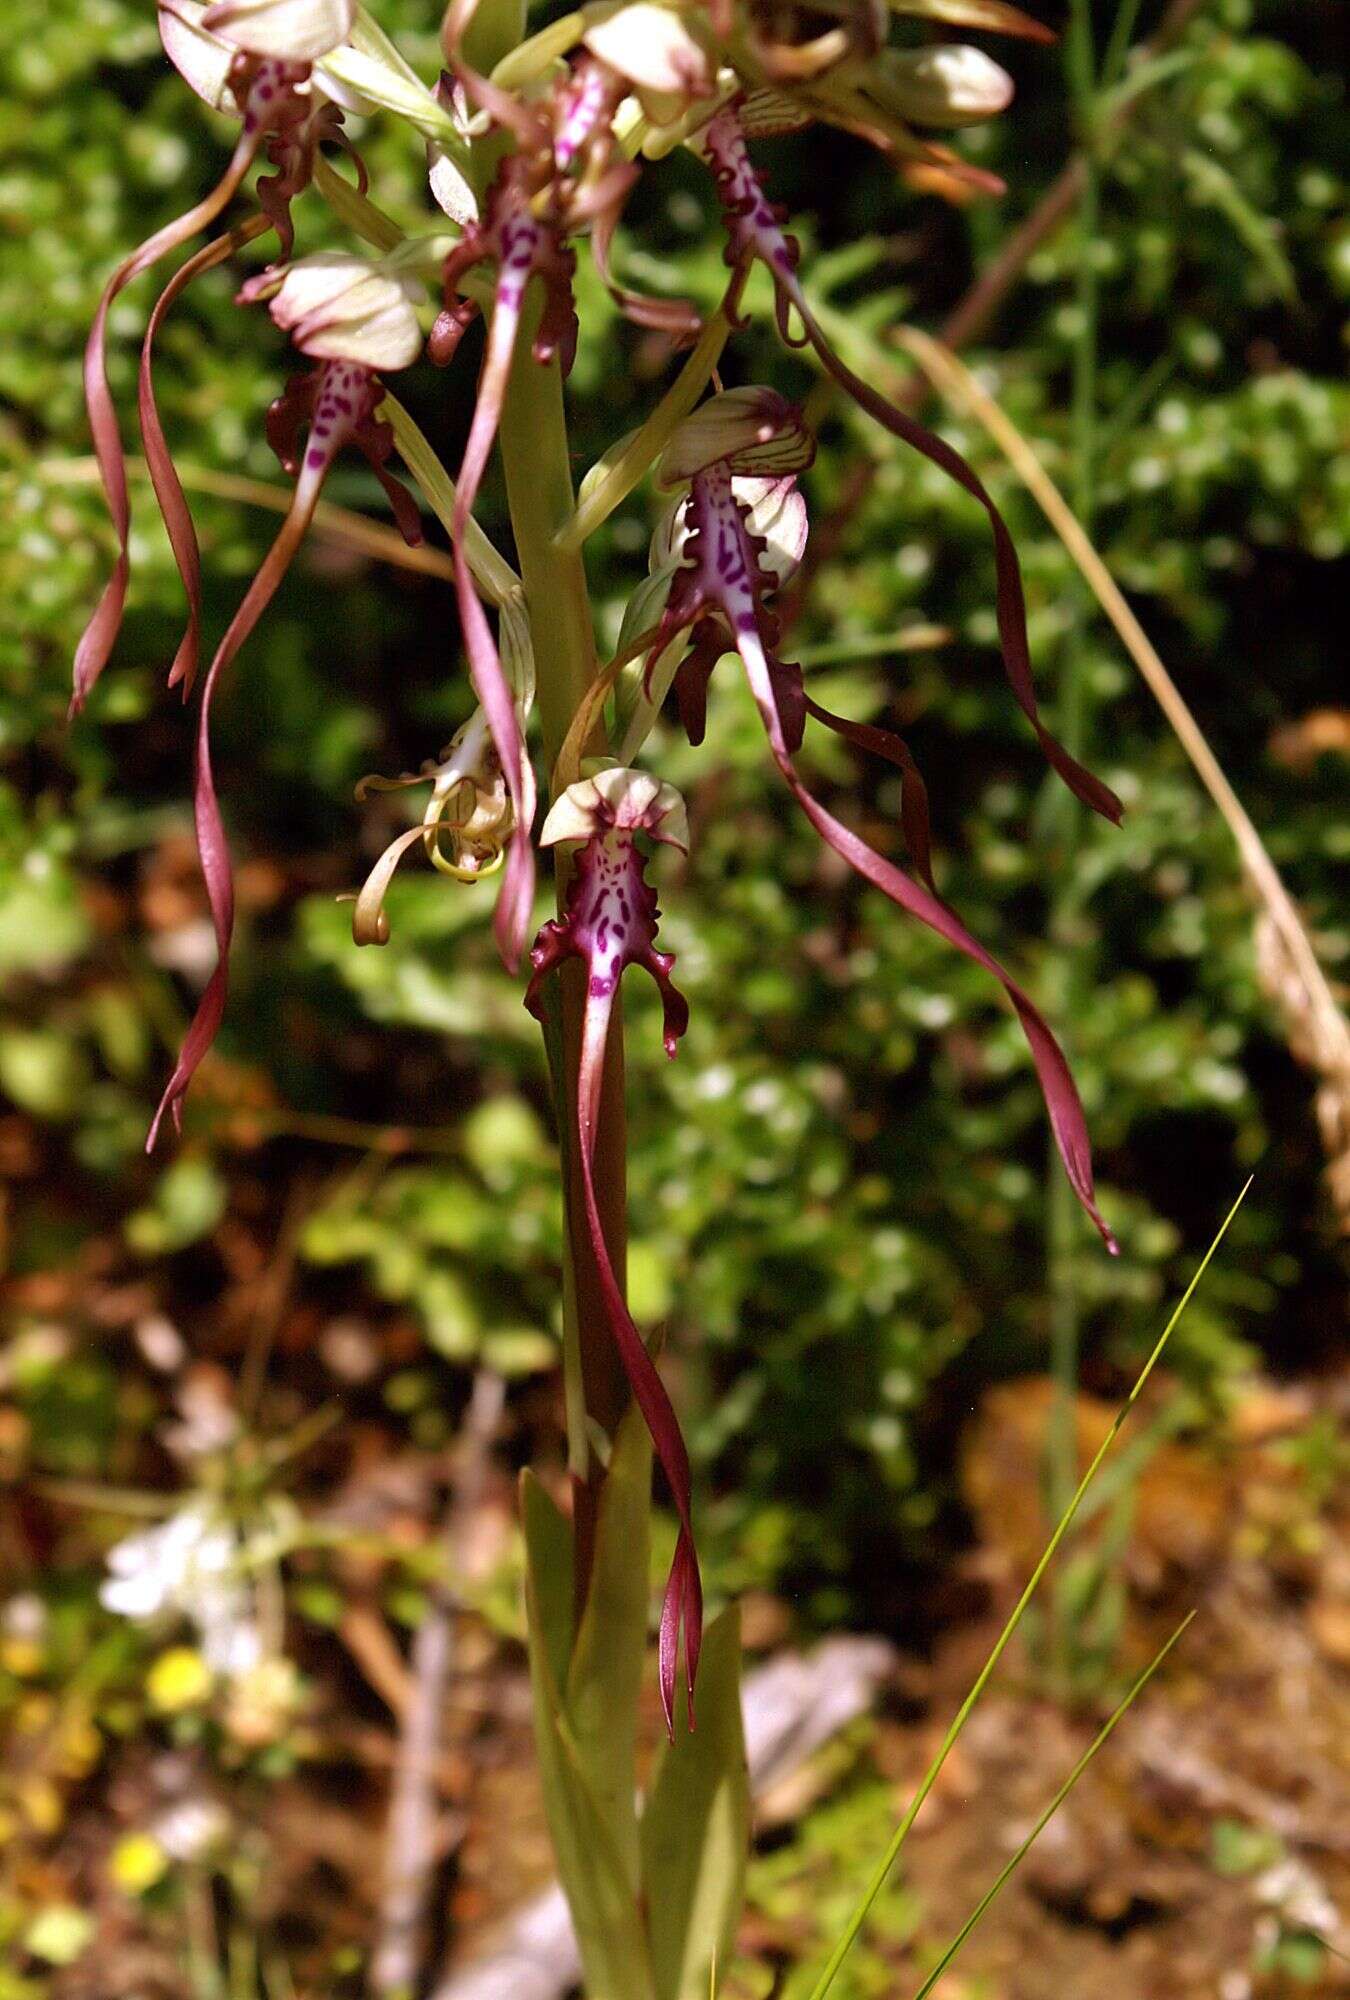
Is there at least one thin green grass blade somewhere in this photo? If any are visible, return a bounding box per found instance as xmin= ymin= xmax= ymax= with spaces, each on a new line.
xmin=909 ymin=1611 xmax=1196 ymax=1999
xmin=802 ymin=1179 xmax=1252 ymax=2000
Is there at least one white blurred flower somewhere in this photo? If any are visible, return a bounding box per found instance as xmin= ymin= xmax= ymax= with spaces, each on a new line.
xmin=1254 ymin=1857 xmax=1338 ymax=1937
xmin=2 ymin=1593 xmax=47 ymax=1642
xmin=100 ymin=1505 xmax=262 ymax=1678
xmin=160 ymin=1372 xmax=240 ymax=1461
xmin=151 ymin=1796 xmax=231 ymax=1864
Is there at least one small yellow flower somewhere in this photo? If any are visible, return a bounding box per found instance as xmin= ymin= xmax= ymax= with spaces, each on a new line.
xmin=147 ymin=1646 xmax=214 ymax=1713
xmin=110 ymin=1831 xmax=170 ymax=1896
xmin=56 ymin=1713 xmax=102 ymax=1779
xmin=17 ymin=1774 xmax=63 ymax=1836
xmin=0 ymin=1635 xmax=44 ymax=1678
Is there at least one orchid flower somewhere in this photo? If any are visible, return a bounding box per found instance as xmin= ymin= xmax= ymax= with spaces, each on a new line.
xmin=147 ymin=266 xmax=424 ymax=1148
xmin=426 ymin=39 xmax=703 ymax=973
xmin=349 ymin=592 xmax=537 ymax=944
xmin=350 ymin=710 xmax=513 ymax=946
xmin=645 ymin=389 xmax=1118 ymax=1250
xmin=74 ymin=0 xmax=363 ymax=713
xmin=523 ymin=767 xmax=699 ymax=1732
xmin=697 ymin=101 xmax=1123 ymax=828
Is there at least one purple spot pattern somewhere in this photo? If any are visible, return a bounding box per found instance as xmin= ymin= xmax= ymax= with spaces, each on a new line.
xmin=239 ymin=58 xmax=311 ymax=137
xmin=554 ymin=60 xmax=610 ymax=171
xmin=296 ymin=359 xmax=376 ymax=501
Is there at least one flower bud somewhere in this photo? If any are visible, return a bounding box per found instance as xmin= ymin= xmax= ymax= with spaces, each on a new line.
xmin=870 ymin=44 xmax=1014 ymax=128
xmin=656 ymin=386 xmax=814 ymax=489
xmin=201 ymin=0 xmax=356 ymax=61
xmin=252 ymin=252 xmax=425 ymax=369
xmin=540 ymin=766 xmax=689 ymax=852
xmin=582 ymin=3 xmax=714 ymax=99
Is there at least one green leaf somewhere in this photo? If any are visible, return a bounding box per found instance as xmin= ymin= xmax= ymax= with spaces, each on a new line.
xmin=0 ymin=1028 xmax=89 ymax=1120
xmin=521 ymin=1468 xmax=574 ymax=1693
xmin=124 ymin=1156 xmax=227 ymax=1256
xmin=640 ymin=1605 xmax=750 ymax=2000
xmin=522 ymin=1468 xmax=657 ymax=2000
xmin=567 ymin=1401 xmax=653 ymax=1886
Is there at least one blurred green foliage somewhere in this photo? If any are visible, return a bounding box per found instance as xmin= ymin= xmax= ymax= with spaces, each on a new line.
xmin=1 ymin=0 xmax=1346 ymax=1649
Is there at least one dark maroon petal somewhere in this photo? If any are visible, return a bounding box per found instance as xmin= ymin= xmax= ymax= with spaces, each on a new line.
xmin=701 ymin=103 xmax=1120 ymax=826
xmin=795 ymin=306 xmax=1123 ymax=825
xmin=658 ymin=1530 xmax=703 ymax=1735
xmin=265 ymin=370 xmax=315 ymax=476
xmin=578 ymin=1103 xmax=702 ymax=1734
xmin=354 ymin=415 xmax=426 ymax=548
xmin=802 ymin=692 xmax=936 ymax=889
xmin=145 ymin=629 xmax=236 ymax=1150
xmin=449 ymin=238 xmax=545 ymax=971
xmin=524 ymin=825 xmax=700 ymax=1732
xmin=149 ymin=363 xmax=374 ymax=1143
xmin=139 ymin=219 xmax=273 ymax=699
xmin=738 ymin=629 xmax=1117 ymax=1252
xmin=429 ymin=296 xmax=480 ymax=368
xmin=71 ymin=125 xmax=264 ymax=716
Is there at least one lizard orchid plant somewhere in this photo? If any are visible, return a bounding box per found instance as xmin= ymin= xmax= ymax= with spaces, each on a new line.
xmin=77 ymin=0 xmax=1120 ymax=1988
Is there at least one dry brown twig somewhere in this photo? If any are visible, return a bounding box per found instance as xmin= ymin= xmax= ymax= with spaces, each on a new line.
xmin=39 ymin=455 xmax=458 ymax=583
xmin=372 ymin=1370 xmax=507 ymax=2000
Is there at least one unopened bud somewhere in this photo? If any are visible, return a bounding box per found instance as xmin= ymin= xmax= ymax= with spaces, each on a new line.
xmin=159 ymin=0 xmax=241 ymax=111
xmin=582 ymin=3 xmax=714 ymax=99
xmin=872 ymin=44 xmax=1014 ymax=127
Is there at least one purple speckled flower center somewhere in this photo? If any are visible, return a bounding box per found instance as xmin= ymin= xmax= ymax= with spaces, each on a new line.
xmin=705 ymin=107 xmax=798 ymax=279
xmin=555 ymin=61 xmax=610 ymax=170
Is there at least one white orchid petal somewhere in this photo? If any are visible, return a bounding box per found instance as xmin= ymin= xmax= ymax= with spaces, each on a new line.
xmin=657 ymin=386 xmax=814 ymax=488
xmin=541 ymin=767 xmax=689 ymax=851
xmin=159 ymin=0 xmax=240 ymax=112
xmin=202 ymin=0 xmax=356 ymax=61
xmin=736 ymin=475 xmax=810 ymax=581
xmin=872 ymin=44 xmax=1014 ymax=127
xmin=268 ymin=252 xmax=425 ymax=369
xmin=583 ymin=3 xmax=712 ymax=97
xmin=428 ymin=140 xmax=479 ymax=226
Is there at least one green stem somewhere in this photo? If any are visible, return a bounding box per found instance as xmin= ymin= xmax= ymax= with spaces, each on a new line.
xmin=558 ymin=308 xmax=732 ymax=552
xmin=495 ymin=286 xmax=631 ymax=1552
xmin=1046 ymin=0 xmax=1103 ymax=1690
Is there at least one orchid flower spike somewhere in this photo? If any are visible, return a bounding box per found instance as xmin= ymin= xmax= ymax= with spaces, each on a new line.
xmin=523 ymin=767 xmax=700 ymax=1733
xmin=696 ymin=101 xmax=1122 ymax=828
xmin=427 ymin=34 xmax=699 ymax=976
xmin=648 ymin=391 xmax=1118 ymax=1252
xmin=73 ymin=0 xmax=364 ymax=715
xmin=147 ymin=286 xmax=424 ymax=1149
